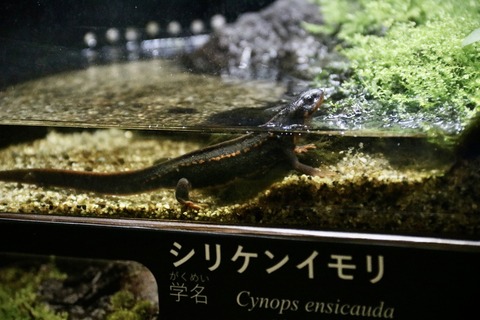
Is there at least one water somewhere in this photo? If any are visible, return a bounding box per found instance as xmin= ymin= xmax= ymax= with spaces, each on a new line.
xmin=0 ymin=59 xmax=452 ymax=137
xmin=0 ymin=60 xmax=285 ymax=130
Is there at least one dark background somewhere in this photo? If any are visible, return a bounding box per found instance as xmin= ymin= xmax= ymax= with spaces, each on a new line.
xmin=0 ymin=0 xmax=275 ymax=47
xmin=0 ymin=0 xmax=275 ymax=87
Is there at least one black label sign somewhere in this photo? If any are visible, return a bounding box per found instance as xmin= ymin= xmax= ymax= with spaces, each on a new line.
xmin=156 ymin=231 xmax=478 ymax=319
xmin=0 ymin=215 xmax=478 ymax=319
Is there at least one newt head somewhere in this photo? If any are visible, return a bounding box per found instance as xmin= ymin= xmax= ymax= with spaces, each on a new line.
xmin=262 ymin=88 xmax=324 ymax=130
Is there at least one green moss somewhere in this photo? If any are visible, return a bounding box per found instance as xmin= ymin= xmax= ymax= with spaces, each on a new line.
xmin=0 ymin=260 xmax=67 ymax=320
xmin=313 ymin=0 xmax=480 ymax=131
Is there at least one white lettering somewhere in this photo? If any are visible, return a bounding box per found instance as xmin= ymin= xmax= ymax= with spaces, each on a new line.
xmin=305 ymin=299 xmax=395 ymax=319
xmin=235 ymin=290 xmax=299 ymax=315
xmin=238 ymin=292 xmax=394 ymax=318
xmin=236 ymin=290 xmax=250 ymax=308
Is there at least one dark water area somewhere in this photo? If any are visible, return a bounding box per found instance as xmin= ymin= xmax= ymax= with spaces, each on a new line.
xmin=0 ymin=0 xmax=275 ymax=88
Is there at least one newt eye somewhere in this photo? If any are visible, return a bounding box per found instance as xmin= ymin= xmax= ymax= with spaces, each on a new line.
xmin=303 ymin=94 xmax=314 ymax=105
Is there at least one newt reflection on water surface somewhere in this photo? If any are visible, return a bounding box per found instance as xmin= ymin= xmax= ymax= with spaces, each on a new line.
xmin=0 ymin=89 xmax=325 ymax=209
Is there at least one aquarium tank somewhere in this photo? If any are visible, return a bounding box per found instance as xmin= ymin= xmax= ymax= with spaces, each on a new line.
xmin=0 ymin=0 xmax=479 ymax=319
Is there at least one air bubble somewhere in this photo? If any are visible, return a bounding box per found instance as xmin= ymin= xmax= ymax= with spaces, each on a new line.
xmin=83 ymin=32 xmax=97 ymax=48
xmin=105 ymin=28 xmax=121 ymax=44
xmin=210 ymin=14 xmax=226 ymax=31
xmin=146 ymin=21 xmax=160 ymax=37
xmin=190 ymin=19 xmax=205 ymax=34
xmin=167 ymin=21 xmax=182 ymax=35
xmin=125 ymin=27 xmax=140 ymax=42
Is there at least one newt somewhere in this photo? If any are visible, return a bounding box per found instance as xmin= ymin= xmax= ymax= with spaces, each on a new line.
xmin=0 ymin=89 xmax=325 ymax=209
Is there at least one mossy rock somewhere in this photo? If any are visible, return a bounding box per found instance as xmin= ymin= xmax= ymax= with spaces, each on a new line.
xmin=309 ymin=0 xmax=479 ymax=135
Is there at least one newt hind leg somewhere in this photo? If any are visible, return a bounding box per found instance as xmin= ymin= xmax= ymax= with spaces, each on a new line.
xmin=294 ymin=143 xmax=317 ymax=154
xmin=175 ymin=178 xmax=202 ymax=210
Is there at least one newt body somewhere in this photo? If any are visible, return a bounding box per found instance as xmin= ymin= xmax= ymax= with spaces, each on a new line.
xmin=0 ymin=89 xmax=324 ymax=208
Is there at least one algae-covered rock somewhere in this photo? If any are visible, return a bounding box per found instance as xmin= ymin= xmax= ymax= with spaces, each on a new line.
xmin=0 ymin=258 xmax=67 ymax=320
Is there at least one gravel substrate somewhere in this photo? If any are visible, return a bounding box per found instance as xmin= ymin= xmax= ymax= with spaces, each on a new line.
xmin=1 ymin=128 xmax=477 ymax=238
